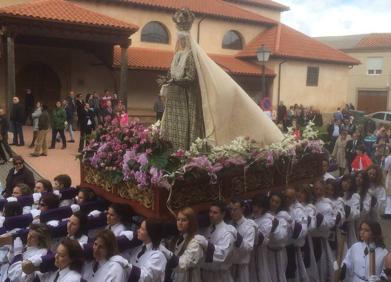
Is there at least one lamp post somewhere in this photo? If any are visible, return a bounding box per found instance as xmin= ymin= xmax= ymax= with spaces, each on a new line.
xmin=256 ymin=44 xmax=271 ymax=99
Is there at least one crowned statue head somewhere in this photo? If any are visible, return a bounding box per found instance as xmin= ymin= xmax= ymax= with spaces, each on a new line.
xmin=173 ymin=8 xmax=195 ymax=32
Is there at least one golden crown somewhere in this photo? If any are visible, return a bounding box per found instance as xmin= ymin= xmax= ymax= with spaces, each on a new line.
xmin=172 ymin=8 xmax=195 ymax=31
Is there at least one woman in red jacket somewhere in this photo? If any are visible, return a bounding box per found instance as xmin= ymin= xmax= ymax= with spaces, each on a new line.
xmin=351 ymin=145 xmax=373 ymax=172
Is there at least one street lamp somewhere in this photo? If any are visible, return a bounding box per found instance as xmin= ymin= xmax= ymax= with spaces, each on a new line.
xmin=256 ymin=44 xmax=271 ymax=99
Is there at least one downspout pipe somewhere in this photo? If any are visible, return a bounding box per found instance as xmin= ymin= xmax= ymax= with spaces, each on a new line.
xmin=277 ymin=59 xmax=287 ymax=106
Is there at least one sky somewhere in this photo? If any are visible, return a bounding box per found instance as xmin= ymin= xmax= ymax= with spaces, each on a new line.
xmin=279 ymin=0 xmax=391 ymax=37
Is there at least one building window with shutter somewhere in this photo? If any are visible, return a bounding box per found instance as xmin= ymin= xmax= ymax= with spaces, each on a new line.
xmin=367 ymin=57 xmax=383 ymax=75
xmin=306 ymin=66 xmax=319 ymax=87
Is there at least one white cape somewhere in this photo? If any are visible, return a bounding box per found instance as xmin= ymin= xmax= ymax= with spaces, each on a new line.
xmin=189 ymin=37 xmax=283 ymax=147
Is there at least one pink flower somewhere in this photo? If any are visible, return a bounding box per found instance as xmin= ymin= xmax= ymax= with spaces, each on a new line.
xmin=175 ymin=150 xmax=185 ymax=157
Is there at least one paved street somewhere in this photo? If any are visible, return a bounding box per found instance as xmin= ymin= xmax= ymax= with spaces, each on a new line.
xmin=4 ymin=126 xmax=81 ymax=185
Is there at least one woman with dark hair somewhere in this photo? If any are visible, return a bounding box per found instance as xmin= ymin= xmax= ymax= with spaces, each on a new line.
xmin=39 ymin=193 xmax=60 ymax=212
xmin=311 ymin=178 xmax=336 ymax=282
xmin=28 ymin=238 xmax=84 ymax=281
xmin=340 ymin=174 xmax=360 ymax=248
xmin=249 ymin=194 xmax=273 ymax=282
xmin=76 ymin=187 xmax=96 ymax=205
xmin=34 ymin=179 xmax=53 ymax=193
xmin=127 ymin=219 xmax=167 ymax=281
xmin=297 ymin=184 xmax=320 ymax=282
xmin=355 ymin=170 xmax=371 ymax=218
xmin=7 ymin=223 xmax=50 ymax=281
xmin=168 ymin=207 xmax=203 ymax=282
xmin=367 ymin=165 xmax=386 ymax=220
xmin=53 ymin=174 xmax=74 ymax=207
xmin=67 ymin=211 xmax=88 ymax=246
xmin=82 ymin=229 xmax=128 ymax=281
xmin=340 ymin=220 xmax=387 ymax=282
xmin=324 ymin=179 xmax=345 ymax=260
xmin=106 ymin=203 xmax=132 ymax=236
xmin=264 ymin=191 xmax=291 ymax=282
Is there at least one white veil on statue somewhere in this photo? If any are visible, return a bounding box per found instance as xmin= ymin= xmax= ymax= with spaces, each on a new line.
xmin=171 ymin=9 xmax=283 ymax=147
xmin=187 ymin=35 xmax=283 ymax=147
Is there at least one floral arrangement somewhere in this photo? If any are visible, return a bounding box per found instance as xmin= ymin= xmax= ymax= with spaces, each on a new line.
xmin=81 ymin=119 xmax=324 ymax=190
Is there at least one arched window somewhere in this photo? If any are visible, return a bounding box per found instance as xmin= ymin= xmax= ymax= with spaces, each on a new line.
xmin=141 ymin=21 xmax=169 ymax=44
xmin=222 ymin=30 xmax=243 ymax=50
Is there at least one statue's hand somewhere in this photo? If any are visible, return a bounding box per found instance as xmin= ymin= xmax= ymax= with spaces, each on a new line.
xmin=156 ymin=75 xmax=168 ymax=86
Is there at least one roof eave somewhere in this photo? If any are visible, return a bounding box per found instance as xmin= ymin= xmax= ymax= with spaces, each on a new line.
xmin=223 ymin=0 xmax=289 ymax=11
xmin=0 ymin=13 xmax=138 ymax=34
xmin=78 ymin=0 xmax=276 ymax=26
xmin=235 ymin=53 xmax=360 ymax=65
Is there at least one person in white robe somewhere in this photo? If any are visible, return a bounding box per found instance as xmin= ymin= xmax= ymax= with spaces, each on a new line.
xmin=265 ymin=192 xmax=290 ymax=282
xmin=284 ymin=187 xmax=310 ymax=282
xmin=297 ymin=184 xmax=320 ymax=282
xmin=249 ymin=194 xmax=273 ymax=282
xmin=67 ymin=212 xmax=89 ymax=247
xmin=384 ymin=154 xmax=391 ymax=216
xmin=322 ymin=159 xmax=336 ymax=181
xmin=380 ymin=251 xmax=391 ymax=281
xmin=340 ymin=220 xmax=387 ymax=282
xmin=367 ymin=165 xmax=386 ymax=220
xmin=312 ymin=179 xmax=336 ymax=282
xmin=6 ymin=224 xmax=50 ymax=282
xmin=168 ymin=207 xmax=203 ymax=282
xmin=23 ymin=238 xmax=83 ymax=282
xmin=355 ymin=171 xmax=371 ymax=224
xmin=82 ymin=229 xmax=128 ymax=282
xmin=106 ymin=203 xmax=131 ymax=236
xmin=0 ymin=202 xmax=24 ymax=282
xmin=197 ymin=201 xmax=237 ymax=282
xmin=324 ymin=180 xmax=346 ymax=261
xmin=126 ymin=219 xmax=167 ymax=282
xmin=339 ymin=175 xmax=361 ymax=249
xmin=228 ymin=199 xmax=256 ymax=282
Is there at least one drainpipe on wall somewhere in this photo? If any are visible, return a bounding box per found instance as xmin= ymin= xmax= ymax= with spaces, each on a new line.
xmin=197 ymin=16 xmax=206 ymax=44
xmin=277 ymin=59 xmax=287 ymax=106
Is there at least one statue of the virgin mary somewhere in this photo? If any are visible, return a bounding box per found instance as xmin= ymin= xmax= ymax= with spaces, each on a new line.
xmin=160 ymin=9 xmax=283 ymax=151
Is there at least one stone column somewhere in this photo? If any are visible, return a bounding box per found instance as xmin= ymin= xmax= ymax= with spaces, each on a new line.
xmin=119 ymin=41 xmax=129 ymax=111
xmin=6 ymin=34 xmax=15 ymax=114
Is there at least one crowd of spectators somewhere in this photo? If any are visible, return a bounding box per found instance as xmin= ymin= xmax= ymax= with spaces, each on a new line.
xmin=0 ymin=89 xmax=129 ymax=163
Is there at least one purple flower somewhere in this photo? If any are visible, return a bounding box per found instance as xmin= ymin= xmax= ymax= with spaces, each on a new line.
xmin=137 ymin=153 xmax=149 ymax=167
xmin=266 ymin=152 xmax=274 ymax=166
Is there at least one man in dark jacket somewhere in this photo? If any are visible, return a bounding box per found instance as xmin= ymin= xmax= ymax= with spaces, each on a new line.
xmin=24 ymin=89 xmax=35 ymax=125
xmin=78 ymin=102 xmax=95 ymax=152
xmin=4 ymin=155 xmax=35 ymax=197
xmin=0 ymin=108 xmax=13 ymax=163
xmin=31 ymin=105 xmax=50 ymax=157
xmin=10 ymin=96 xmax=25 ymax=146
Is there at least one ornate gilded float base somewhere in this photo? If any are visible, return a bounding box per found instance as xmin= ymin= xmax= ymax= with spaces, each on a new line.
xmin=83 ymin=166 xmax=114 ymax=193
xmin=117 ymin=182 xmax=153 ymax=209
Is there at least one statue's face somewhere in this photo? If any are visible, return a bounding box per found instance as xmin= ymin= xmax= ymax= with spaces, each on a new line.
xmin=179 ymin=37 xmax=187 ymax=49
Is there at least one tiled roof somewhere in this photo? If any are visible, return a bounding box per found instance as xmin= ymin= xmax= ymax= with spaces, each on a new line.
xmin=356 ymin=33 xmax=391 ymax=49
xmin=0 ymin=0 xmax=138 ymax=32
xmin=113 ymin=46 xmax=275 ymax=77
xmin=237 ymin=24 xmax=360 ymax=65
xmin=224 ymin=0 xmax=289 ymax=11
xmin=83 ymin=0 xmax=276 ymax=25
